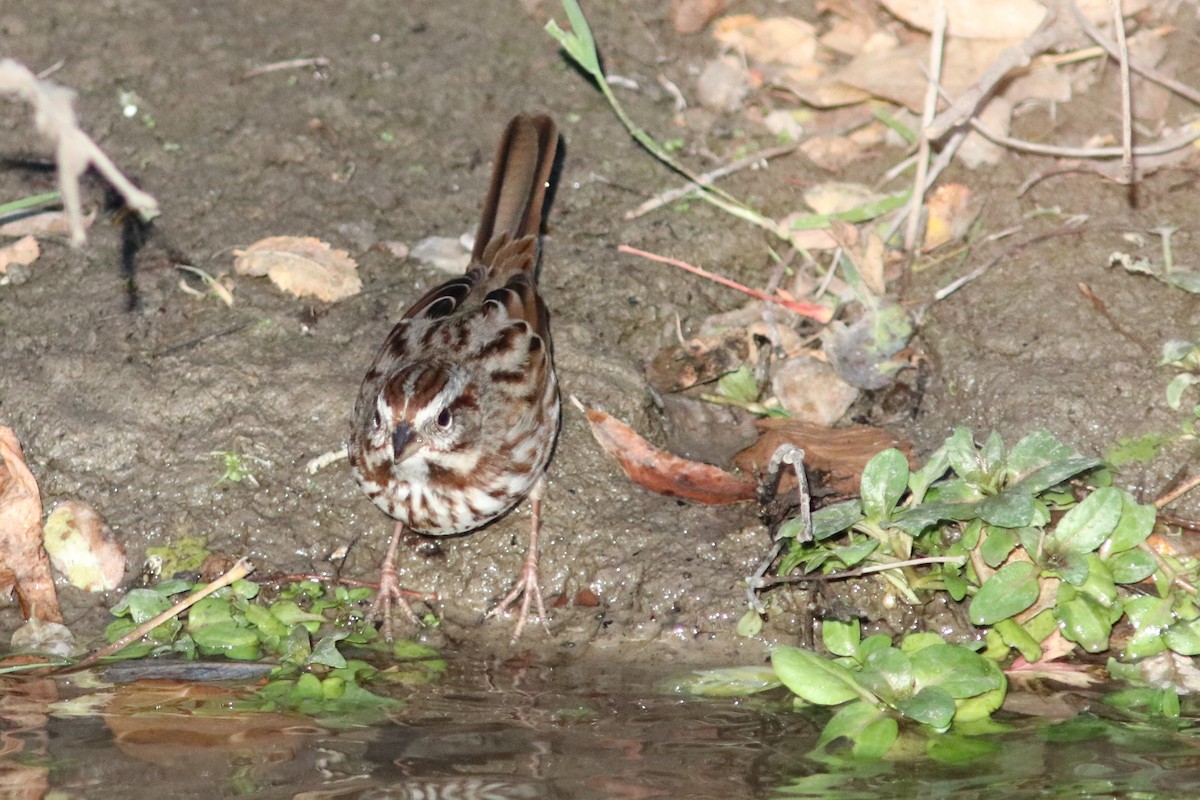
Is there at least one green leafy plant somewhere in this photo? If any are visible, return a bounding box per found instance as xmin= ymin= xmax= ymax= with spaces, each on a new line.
xmin=104 ymin=578 xmax=443 ymax=722
xmin=774 ymin=622 xmax=1005 ymax=759
xmin=686 ymin=427 xmax=1200 ymax=758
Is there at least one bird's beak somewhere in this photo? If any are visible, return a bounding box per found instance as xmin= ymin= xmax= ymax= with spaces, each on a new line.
xmin=391 ymin=423 xmax=420 ymax=462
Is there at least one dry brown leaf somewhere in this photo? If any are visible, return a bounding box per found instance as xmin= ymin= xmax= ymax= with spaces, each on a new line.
xmin=771 ymin=355 xmax=859 ymax=425
xmin=233 ymin=235 xmax=361 ymax=302
xmin=957 ymin=96 xmax=1011 ymax=168
xmin=803 ymin=182 xmax=881 ymax=216
xmin=734 ymin=418 xmax=915 ymax=494
xmin=43 ymin=500 xmax=125 ymax=592
xmin=0 ymin=235 xmax=39 ymax=274
xmin=671 ymin=0 xmax=727 ymax=34
xmin=833 ymin=38 xmax=1012 ymax=113
xmin=0 ymin=209 xmax=95 ymax=238
xmin=0 ymin=426 xmax=62 ymax=623
xmin=924 ymin=183 xmax=980 ymax=250
xmin=584 ymin=407 xmax=756 ymax=505
xmin=713 ymin=15 xmax=819 ymax=68
xmin=880 ymin=0 xmax=1045 ymax=39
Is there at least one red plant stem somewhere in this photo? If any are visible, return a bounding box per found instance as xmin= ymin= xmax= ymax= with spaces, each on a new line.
xmin=618 ymin=245 xmax=833 ymax=323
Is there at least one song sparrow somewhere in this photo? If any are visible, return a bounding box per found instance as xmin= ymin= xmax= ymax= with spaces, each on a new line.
xmin=348 ymin=114 xmax=561 ymax=640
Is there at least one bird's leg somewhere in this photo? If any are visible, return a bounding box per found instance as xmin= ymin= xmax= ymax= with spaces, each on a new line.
xmin=486 ymin=476 xmax=550 ymax=639
xmin=368 ymin=520 xmax=425 ymax=641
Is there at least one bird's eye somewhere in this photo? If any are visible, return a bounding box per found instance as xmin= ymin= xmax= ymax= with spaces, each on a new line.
xmin=436 ymin=408 xmax=452 ymax=429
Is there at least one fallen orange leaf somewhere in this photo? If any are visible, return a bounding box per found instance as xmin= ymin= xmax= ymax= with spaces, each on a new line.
xmin=583 ymin=407 xmax=756 ymax=505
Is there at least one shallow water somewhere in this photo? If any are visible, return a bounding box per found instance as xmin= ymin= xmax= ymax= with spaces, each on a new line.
xmin=6 ymin=658 xmax=1200 ymax=799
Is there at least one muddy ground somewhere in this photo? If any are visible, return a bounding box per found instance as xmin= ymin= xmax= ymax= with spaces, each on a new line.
xmin=3 ymin=0 xmax=1200 ymax=663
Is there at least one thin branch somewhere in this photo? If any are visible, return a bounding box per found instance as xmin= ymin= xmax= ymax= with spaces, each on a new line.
xmin=69 ymin=559 xmax=256 ymax=671
xmin=904 ymin=0 xmax=946 ymax=253
xmin=1109 ymin=0 xmax=1133 ymax=185
xmin=618 ymin=244 xmax=833 ymax=323
xmin=1067 ymin=0 xmax=1200 ymax=107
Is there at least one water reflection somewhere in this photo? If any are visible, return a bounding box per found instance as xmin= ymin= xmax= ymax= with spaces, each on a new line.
xmin=6 ymin=659 xmax=1200 ymax=799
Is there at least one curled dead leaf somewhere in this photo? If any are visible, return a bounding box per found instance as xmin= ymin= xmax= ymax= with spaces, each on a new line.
xmin=233 ymin=235 xmax=361 ymax=302
xmin=43 ymin=500 xmax=126 ymax=592
xmin=0 ymin=234 xmax=39 ymax=274
xmin=0 ymin=426 xmax=62 ymax=623
xmin=581 ymin=403 xmax=755 ymax=505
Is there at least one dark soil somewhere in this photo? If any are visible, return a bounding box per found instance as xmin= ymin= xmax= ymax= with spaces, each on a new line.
xmin=3 ymin=0 xmax=1200 ymax=662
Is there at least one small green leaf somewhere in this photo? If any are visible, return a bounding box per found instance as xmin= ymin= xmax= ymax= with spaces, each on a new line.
xmin=859 ymin=634 xmax=894 ymax=661
xmin=308 ymin=634 xmax=349 ymax=668
xmin=889 ymin=502 xmax=978 ymax=536
xmin=860 ymin=449 xmax=910 ymax=520
xmin=1167 ymin=374 xmax=1200 ymax=410
xmin=1048 ymin=487 xmax=1122 ymax=554
xmin=270 ymin=600 xmax=327 ymax=633
xmin=979 ymin=526 xmax=1018 ymax=568
xmin=910 ymin=644 xmax=1005 ymax=699
xmin=969 ymin=561 xmax=1040 ymax=625
xmin=977 ymin=489 xmax=1037 ymax=528
xmin=895 ymin=685 xmax=956 ymax=729
xmin=899 ymin=632 xmax=945 ymax=655
xmin=830 ymin=538 xmax=879 ymax=568
xmin=1055 ymin=591 xmax=1112 ymax=653
xmin=1056 ymin=551 xmax=1090 ymax=586
xmin=1165 ymin=617 xmax=1200 ymax=656
xmin=1012 ymin=456 xmax=1103 ymax=495
xmin=736 ymin=608 xmax=764 ymax=637
xmin=944 ymin=428 xmax=981 ymax=481
xmin=1006 ymin=431 xmax=1076 ymax=479
xmin=979 ymin=431 xmax=1006 ymax=475
xmin=772 ymin=646 xmax=868 ymax=706
xmin=907 ymin=446 xmax=950 ymax=503
xmin=111 ymin=588 xmax=172 ymax=623
xmin=993 ymin=618 xmax=1042 ymax=663
xmin=192 ymin=621 xmax=261 ymax=660
xmin=822 ymin=619 xmax=861 ymax=658
xmin=1123 ymin=595 xmax=1174 ymax=659
xmin=1108 ymin=494 xmax=1157 ymax=553
xmin=1107 ymin=549 xmax=1157 ymax=584
xmin=186 ymin=596 xmax=234 ymax=630
xmin=715 ymin=364 xmax=758 ymax=404
xmin=810 ymin=500 xmax=864 ymax=540
xmin=815 ymin=701 xmax=898 ymax=759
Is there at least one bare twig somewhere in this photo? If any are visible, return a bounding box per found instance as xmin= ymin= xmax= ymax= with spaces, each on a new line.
xmin=70 ymin=559 xmax=256 ymax=671
xmin=618 ymin=244 xmax=833 ymax=323
xmin=1109 ymin=0 xmax=1133 ymax=185
xmin=924 ymin=0 xmax=1073 ymax=141
xmin=756 ymin=556 xmax=967 ymax=587
xmin=967 ymin=118 xmax=1200 ymax=160
xmin=1067 ymin=1 xmax=1200 ymax=107
xmin=1155 ymin=474 xmax=1200 ymax=510
xmin=904 ymin=0 xmax=947 ymax=254
xmin=242 ymin=56 xmax=330 ymax=79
